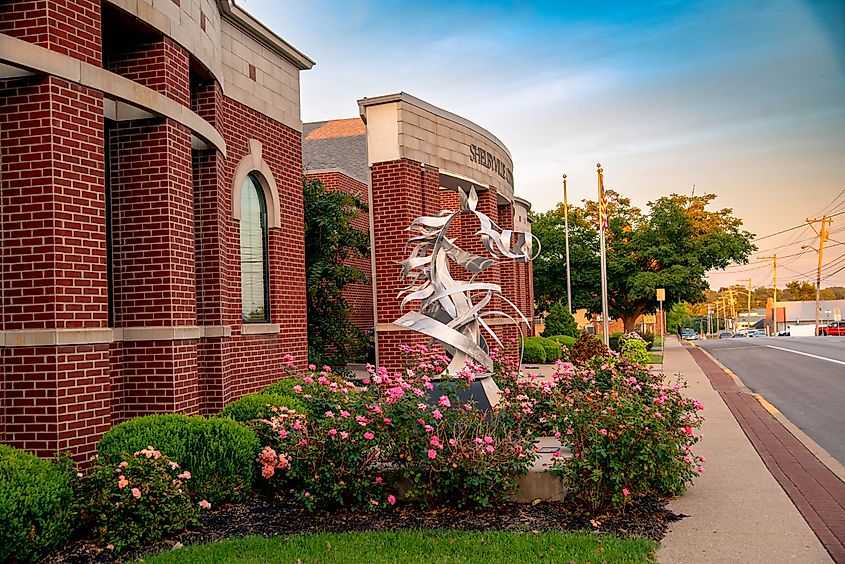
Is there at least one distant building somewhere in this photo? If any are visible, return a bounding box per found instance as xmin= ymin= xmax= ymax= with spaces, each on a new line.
xmin=766 ymin=299 xmax=845 ymax=334
xmin=303 ymin=93 xmax=536 ymax=370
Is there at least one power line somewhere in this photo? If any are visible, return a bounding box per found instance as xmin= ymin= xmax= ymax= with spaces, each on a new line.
xmin=813 ymin=187 xmax=845 ymax=217
xmin=753 ymin=210 xmax=845 ymax=242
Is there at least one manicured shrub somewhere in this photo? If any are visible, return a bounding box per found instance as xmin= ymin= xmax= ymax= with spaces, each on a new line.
xmin=79 ymin=446 xmax=204 ymax=552
xmin=642 ymin=331 xmax=656 ymax=350
xmin=620 ymin=333 xmax=651 ymax=365
xmin=520 ymin=337 xmax=546 ymax=364
xmin=541 ymin=302 xmax=580 ymax=338
xmin=538 ymin=336 xmax=563 ymax=362
xmin=219 ymin=393 xmax=305 ymax=423
xmin=98 ymin=414 xmax=260 ymax=504
xmin=608 ymin=331 xmax=625 ymax=352
xmin=547 ymin=335 xmax=577 ymax=349
xmin=0 ymin=445 xmax=76 ymax=563
xmin=262 ymin=377 xmax=300 ymax=398
xmin=570 ymin=333 xmax=609 ymax=365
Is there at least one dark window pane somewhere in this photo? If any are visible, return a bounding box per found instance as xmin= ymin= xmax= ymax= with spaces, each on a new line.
xmin=241 ymin=175 xmax=269 ymax=322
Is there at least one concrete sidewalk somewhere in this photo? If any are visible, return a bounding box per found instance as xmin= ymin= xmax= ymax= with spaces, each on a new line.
xmin=657 ymin=336 xmax=832 ymax=563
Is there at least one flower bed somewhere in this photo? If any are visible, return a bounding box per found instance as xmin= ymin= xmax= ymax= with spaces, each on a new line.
xmin=26 ymin=334 xmax=703 ymax=560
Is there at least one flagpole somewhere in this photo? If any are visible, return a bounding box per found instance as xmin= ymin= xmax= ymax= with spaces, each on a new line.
xmin=598 ymin=163 xmax=610 ymax=346
xmin=563 ymin=174 xmax=573 ymax=315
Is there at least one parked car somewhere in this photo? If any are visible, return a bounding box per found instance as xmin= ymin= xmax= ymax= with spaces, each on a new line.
xmin=819 ymin=321 xmax=845 ymax=336
xmin=719 ymin=332 xmax=733 ymax=339
xmin=732 ymin=333 xmax=747 ymax=338
xmin=747 ymin=329 xmax=766 ymax=337
xmin=681 ymin=329 xmax=699 ymax=340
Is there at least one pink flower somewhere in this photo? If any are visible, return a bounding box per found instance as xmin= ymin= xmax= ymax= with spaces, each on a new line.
xmin=340 ymin=431 xmax=349 ymax=439
xmin=383 ymin=418 xmax=392 ymax=425
xmin=199 ymin=499 xmax=211 ymax=509
xmin=484 ymin=436 xmax=494 ymax=444
xmin=118 ymin=476 xmax=129 ymax=489
xmin=118 ymin=461 xmax=129 ymax=468
xmin=292 ymin=385 xmax=302 ymax=393
xmin=168 ymin=461 xmax=179 ymax=470
xmin=262 ymin=465 xmax=275 ymax=478
xmin=427 ymin=449 xmax=437 ymax=459
xmin=328 ymin=428 xmax=338 ymax=436
xmin=178 ymin=471 xmax=191 ymax=480
xmin=682 ymin=426 xmax=694 ymax=436
xmin=308 ymin=364 xmax=316 ymax=371
xmin=131 ymin=488 xmax=141 ymax=499
xmin=697 ymin=466 xmax=705 ymax=474
xmin=371 ymin=499 xmax=379 ymax=506
xmin=375 ymin=476 xmax=383 ymax=484
xmin=438 ymin=396 xmax=451 ymax=408
xmin=599 ymin=428 xmax=608 ymax=436
xmin=325 ymin=410 xmax=335 ymax=418
xmin=432 ymin=409 xmax=443 ymax=420
xmin=553 ymin=431 xmax=561 ymax=439
xmin=387 ymin=494 xmax=396 ymax=506
xmin=486 ymin=445 xmax=495 ymax=453
xmin=622 ymin=488 xmax=631 ymax=496
xmin=364 ymin=431 xmax=375 ymax=440
xmin=340 ymin=410 xmax=350 ymax=418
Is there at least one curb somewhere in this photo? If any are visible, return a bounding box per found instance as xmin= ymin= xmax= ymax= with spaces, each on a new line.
xmin=694 ymin=344 xmax=845 ymax=485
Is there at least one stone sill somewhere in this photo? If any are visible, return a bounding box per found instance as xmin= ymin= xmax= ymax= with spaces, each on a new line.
xmin=241 ymin=323 xmax=281 ymax=336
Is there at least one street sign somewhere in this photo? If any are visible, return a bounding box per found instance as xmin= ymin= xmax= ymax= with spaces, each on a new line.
xmin=656 ymin=288 xmax=665 ymax=302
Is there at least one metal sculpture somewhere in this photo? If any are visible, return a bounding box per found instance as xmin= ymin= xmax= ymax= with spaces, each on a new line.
xmin=393 ymin=187 xmax=539 ymax=376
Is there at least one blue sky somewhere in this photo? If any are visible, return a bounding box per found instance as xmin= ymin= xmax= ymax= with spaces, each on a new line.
xmin=246 ymin=0 xmax=845 ymax=289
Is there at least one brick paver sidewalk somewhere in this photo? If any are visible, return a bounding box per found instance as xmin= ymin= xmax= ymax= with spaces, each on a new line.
xmin=688 ymin=347 xmax=845 ymax=563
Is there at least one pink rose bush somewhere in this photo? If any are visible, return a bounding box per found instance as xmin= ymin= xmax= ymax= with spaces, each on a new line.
xmin=257 ymin=345 xmax=536 ymax=510
xmin=78 ymin=446 xmax=199 ymax=551
xmin=546 ymin=357 xmax=705 ymax=512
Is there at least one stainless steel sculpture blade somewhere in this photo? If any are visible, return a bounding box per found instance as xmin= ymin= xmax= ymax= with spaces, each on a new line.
xmin=393 ymin=186 xmax=539 ymax=376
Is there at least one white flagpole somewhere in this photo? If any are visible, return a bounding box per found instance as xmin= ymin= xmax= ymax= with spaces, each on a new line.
xmin=563 ymin=174 xmax=573 ymax=315
xmin=598 ymin=163 xmax=610 ymax=346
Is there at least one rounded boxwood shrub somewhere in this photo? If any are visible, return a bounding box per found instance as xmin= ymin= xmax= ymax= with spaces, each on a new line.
xmin=538 ymin=337 xmax=563 ymax=362
xmin=98 ymin=414 xmax=260 ymax=505
xmin=521 ymin=337 xmax=546 ymax=364
xmin=261 ymin=377 xmax=299 ymax=397
xmin=219 ymin=393 xmax=305 ymax=423
xmin=548 ymin=335 xmax=577 ymax=349
xmin=0 ymin=445 xmax=75 ymax=563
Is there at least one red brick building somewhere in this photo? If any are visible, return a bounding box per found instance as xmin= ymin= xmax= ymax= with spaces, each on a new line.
xmin=0 ymin=0 xmax=313 ymax=460
xmin=303 ymin=93 xmax=536 ymax=371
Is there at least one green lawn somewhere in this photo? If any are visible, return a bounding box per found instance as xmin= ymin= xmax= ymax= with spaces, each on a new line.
xmin=651 ymin=335 xmax=663 ymax=349
xmin=648 ymin=352 xmax=663 ymax=365
xmin=141 ymin=531 xmax=657 ymax=564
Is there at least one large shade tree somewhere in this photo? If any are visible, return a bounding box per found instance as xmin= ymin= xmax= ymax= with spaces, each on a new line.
xmin=532 ymin=192 xmax=756 ymax=331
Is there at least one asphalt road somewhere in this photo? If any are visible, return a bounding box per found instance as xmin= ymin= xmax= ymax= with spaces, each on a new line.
xmin=697 ymin=336 xmax=845 ymax=467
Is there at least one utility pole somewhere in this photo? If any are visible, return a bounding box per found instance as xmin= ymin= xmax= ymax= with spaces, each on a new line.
xmin=597 ymin=164 xmax=610 ymax=346
xmin=562 ymin=174 xmax=573 ymax=315
xmin=707 ymin=302 xmax=713 ymax=336
xmin=727 ymin=287 xmax=737 ymax=332
xmin=806 ymin=216 xmax=831 ymax=336
xmin=759 ymin=254 xmax=777 ymax=334
xmin=739 ymin=278 xmax=752 ymax=330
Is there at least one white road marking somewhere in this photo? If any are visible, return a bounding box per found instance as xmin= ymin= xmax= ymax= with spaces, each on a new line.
xmin=766 ymin=345 xmax=845 ymax=366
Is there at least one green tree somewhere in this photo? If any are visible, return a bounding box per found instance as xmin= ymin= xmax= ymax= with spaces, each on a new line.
xmin=303 ymin=177 xmax=370 ymax=368
xmin=533 ymin=192 xmax=755 ymax=331
xmin=667 ymin=302 xmax=690 ymax=334
xmin=541 ymin=302 xmax=580 ymax=338
xmin=783 ymin=281 xmax=817 ymax=301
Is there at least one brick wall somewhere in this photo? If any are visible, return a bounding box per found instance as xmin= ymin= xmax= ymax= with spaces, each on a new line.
xmin=1 ymin=74 xmax=110 ymax=459
xmin=190 ymin=86 xmax=309 ymax=413
xmin=305 ymin=170 xmax=373 ymax=334
xmin=0 ymin=0 xmax=102 ymax=66
xmin=370 ymin=159 xmax=439 ymax=370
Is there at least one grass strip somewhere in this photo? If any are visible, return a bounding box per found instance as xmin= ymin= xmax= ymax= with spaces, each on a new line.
xmin=142 ymin=530 xmax=657 ymax=563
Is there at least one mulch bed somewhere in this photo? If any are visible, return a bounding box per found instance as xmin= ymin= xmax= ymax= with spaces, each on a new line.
xmin=46 ymin=494 xmax=684 ymax=563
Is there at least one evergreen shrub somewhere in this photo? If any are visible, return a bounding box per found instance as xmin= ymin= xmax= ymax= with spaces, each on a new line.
xmin=98 ymin=414 xmax=260 ymax=504
xmin=219 ymin=393 xmax=305 ymax=423
xmin=0 ymin=445 xmax=76 ymax=563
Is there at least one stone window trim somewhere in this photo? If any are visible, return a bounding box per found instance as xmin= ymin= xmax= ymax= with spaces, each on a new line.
xmin=231 ymin=139 xmax=281 ymax=228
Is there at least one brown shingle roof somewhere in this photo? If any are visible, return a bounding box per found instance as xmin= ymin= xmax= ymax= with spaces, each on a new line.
xmin=305 ymin=118 xmax=365 ymax=140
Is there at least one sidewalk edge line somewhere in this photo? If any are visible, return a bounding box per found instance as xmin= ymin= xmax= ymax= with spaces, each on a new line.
xmin=695 ymin=344 xmax=845 ymax=485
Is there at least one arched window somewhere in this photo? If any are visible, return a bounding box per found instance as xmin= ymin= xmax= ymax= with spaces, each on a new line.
xmin=240 ymin=174 xmax=269 ymax=322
